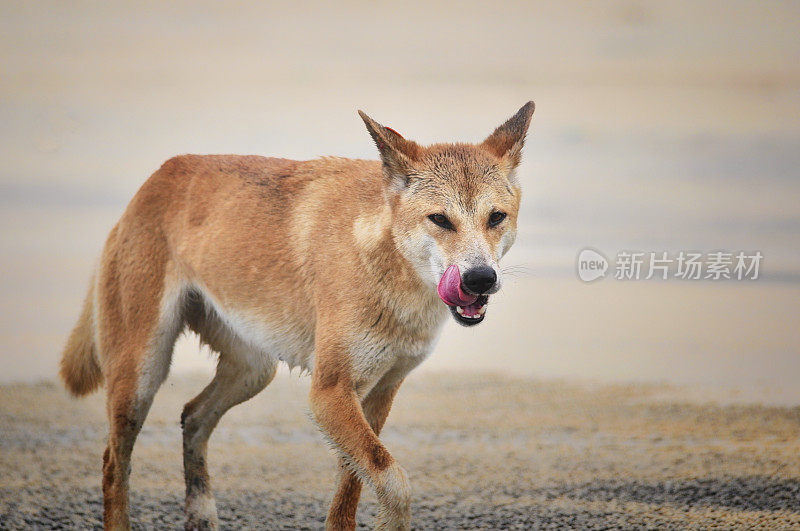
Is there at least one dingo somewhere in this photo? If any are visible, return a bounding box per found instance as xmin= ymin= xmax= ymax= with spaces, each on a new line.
xmin=60 ymin=102 xmax=535 ymax=530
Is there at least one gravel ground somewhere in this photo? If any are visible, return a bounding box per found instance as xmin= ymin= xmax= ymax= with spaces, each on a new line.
xmin=2 ymin=372 xmax=799 ymax=529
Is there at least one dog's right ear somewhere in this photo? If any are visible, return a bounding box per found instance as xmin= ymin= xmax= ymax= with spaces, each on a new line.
xmin=358 ymin=110 xmax=422 ymax=189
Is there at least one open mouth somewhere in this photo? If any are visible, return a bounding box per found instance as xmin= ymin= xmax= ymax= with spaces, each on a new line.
xmin=437 ymin=265 xmax=490 ymax=326
xmin=450 ymin=294 xmax=488 ymax=326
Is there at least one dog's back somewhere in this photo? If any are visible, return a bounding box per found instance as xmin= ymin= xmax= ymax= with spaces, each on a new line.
xmin=62 ymin=153 xmax=414 ymax=391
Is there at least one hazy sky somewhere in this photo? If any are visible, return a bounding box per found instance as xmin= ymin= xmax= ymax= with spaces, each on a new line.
xmin=1 ymin=1 xmax=798 ymax=389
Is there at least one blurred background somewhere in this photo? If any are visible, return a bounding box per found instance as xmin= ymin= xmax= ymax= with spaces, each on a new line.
xmin=1 ymin=1 xmax=798 ymax=399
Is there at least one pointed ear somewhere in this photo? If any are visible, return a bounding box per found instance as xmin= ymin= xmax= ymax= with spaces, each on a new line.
xmin=481 ymin=101 xmax=535 ymax=169
xmin=358 ymin=110 xmax=422 ymax=188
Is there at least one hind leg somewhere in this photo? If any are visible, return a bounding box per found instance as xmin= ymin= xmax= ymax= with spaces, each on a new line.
xmin=181 ymin=340 xmax=277 ymax=530
xmin=102 ymin=337 xmax=174 ymax=529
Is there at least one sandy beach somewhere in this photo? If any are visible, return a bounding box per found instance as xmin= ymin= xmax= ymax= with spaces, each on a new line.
xmin=2 ymin=372 xmax=799 ymax=529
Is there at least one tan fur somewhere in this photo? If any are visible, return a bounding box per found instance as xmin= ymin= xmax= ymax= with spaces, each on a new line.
xmin=59 ymin=102 xmax=534 ymax=530
xmin=60 ymin=275 xmax=103 ymax=396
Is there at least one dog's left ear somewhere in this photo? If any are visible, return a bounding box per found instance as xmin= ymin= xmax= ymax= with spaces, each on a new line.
xmin=358 ymin=110 xmax=422 ymax=189
xmin=481 ymin=101 xmax=535 ymax=171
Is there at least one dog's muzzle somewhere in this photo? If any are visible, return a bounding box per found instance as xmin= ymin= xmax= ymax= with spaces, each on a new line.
xmin=437 ymin=265 xmax=489 ymax=326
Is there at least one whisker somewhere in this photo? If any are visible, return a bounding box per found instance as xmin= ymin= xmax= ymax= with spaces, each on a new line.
xmin=501 ymin=265 xmax=536 ymax=278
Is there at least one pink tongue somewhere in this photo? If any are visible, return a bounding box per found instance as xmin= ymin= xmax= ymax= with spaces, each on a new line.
xmin=437 ymin=265 xmax=478 ymax=307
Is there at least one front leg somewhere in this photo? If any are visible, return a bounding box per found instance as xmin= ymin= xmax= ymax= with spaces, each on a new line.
xmin=326 ymin=380 xmax=403 ymax=530
xmin=310 ymin=351 xmax=410 ymax=530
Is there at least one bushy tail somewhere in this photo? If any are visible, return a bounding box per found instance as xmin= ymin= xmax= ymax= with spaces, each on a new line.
xmin=60 ymin=278 xmax=103 ymax=396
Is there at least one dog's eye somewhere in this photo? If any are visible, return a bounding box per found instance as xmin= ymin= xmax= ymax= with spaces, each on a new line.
xmin=488 ymin=211 xmax=507 ymax=227
xmin=428 ymin=214 xmax=455 ymax=230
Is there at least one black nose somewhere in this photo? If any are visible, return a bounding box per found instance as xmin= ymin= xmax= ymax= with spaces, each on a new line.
xmin=462 ymin=266 xmax=497 ymax=294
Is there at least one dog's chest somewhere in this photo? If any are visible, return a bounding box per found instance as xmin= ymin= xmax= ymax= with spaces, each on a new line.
xmin=214 ymin=285 xmax=447 ymax=385
xmin=347 ymin=301 xmax=448 ymax=394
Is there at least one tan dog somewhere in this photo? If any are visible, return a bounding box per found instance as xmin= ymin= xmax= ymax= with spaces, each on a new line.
xmin=60 ymin=101 xmax=535 ymax=530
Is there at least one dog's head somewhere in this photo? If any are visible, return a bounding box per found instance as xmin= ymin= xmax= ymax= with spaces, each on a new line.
xmin=359 ymin=102 xmax=534 ymax=326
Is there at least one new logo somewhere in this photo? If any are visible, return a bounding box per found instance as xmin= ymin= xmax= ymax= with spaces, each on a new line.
xmin=577 ymin=248 xmax=608 ymax=282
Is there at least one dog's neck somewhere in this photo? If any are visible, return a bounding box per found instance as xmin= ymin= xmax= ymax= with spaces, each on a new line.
xmin=352 ymin=204 xmax=446 ymax=331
